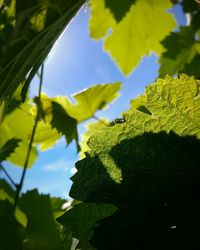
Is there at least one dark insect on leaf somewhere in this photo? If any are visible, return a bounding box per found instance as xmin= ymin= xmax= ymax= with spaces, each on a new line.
xmin=114 ymin=118 xmax=126 ymax=124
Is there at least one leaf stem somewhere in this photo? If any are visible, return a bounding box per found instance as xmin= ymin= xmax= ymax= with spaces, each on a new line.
xmin=0 ymin=163 xmax=17 ymax=189
xmin=93 ymin=115 xmax=108 ymax=126
xmin=14 ymin=63 xmax=44 ymax=208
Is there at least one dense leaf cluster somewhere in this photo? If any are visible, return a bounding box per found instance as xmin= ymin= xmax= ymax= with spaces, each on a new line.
xmin=0 ymin=0 xmax=200 ymax=249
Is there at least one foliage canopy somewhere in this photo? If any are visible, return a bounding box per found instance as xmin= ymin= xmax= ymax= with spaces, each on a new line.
xmin=0 ymin=0 xmax=200 ymax=249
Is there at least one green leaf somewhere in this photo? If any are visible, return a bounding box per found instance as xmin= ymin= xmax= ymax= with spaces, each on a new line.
xmin=70 ymin=73 xmax=200 ymax=203
xmin=0 ymin=138 xmax=21 ymax=162
xmin=0 ymin=199 xmax=24 ymax=250
xmin=159 ymin=27 xmax=200 ymax=77
xmin=89 ymin=0 xmax=116 ymax=39
xmin=51 ymin=101 xmax=79 ymax=151
xmin=33 ymin=83 xmax=120 ymax=151
xmin=89 ymin=0 xmax=176 ymax=75
xmin=19 ymin=189 xmax=63 ymax=250
xmin=0 ymin=0 xmax=85 ymax=101
xmin=57 ymin=202 xmax=117 ymax=250
xmin=69 ymin=82 xmax=121 ymax=122
xmin=50 ymin=196 xmax=66 ymax=218
xmin=0 ymin=178 xmax=15 ymax=202
xmin=0 ymin=102 xmax=37 ymax=167
xmin=0 ymin=179 xmax=28 ymax=227
xmin=34 ymin=121 xmax=61 ymax=151
xmin=69 ymin=74 xmax=200 ymax=249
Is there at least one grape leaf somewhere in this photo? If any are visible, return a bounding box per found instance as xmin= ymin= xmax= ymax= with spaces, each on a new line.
xmin=159 ymin=26 xmax=200 ymax=77
xmin=34 ymin=83 xmax=121 ymax=150
xmin=57 ymin=202 xmax=117 ymax=250
xmin=51 ymin=101 xmax=79 ymax=151
xmin=69 ymin=74 xmax=200 ymax=249
xmin=89 ymin=0 xmax=176 ymax=75
xmin=19 ymin=189 xmax=63 ymax=250
xmin=0 ymin=138 xmax=21 ymax=162
xmin=0 ymin=102 xmax=37 ymax=167
xmin=69 ymin=82 xmax=121 ymax=122
xmin=34 ymin=121 xmax=60 ymax=151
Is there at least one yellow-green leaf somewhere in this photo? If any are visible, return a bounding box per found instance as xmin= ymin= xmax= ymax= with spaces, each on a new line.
xmin=0 ymin=103 xmax=37 ymax=167
xmin=89 ymin=0 xmax=176 ymax=75
xmin=69 ymin=82 xmax=121 ymax=122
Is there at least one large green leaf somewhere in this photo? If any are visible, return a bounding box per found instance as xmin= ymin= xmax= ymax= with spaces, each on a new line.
xmin=19 ymin=189 xmax=63 ymax=250
xmin=70 ymin=74 xmax=200 ymax=248
xmin=0 ymin=102 xmax=37 ymax=167
xmin=57 ymin=202 xmax=117 ymax=250
xmin=0 ymin=0 xmax=85 ymax=101
xmin=89 ymin=0 xmax=176 ymax=75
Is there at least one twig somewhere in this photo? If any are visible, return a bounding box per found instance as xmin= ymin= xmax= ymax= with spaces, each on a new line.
xmin=0 ymin=163 xmax=17 ymax=189
xmin=14 ymin=63 xmax=44 ymax=208
xmin=93 ymin=115 xmax=108 ymax=126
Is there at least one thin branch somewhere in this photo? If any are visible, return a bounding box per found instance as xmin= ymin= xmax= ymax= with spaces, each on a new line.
xmin=0 ymin=163 xmax=17 ymax=189
xmin=14 ymin=63 xmax=44 ymax=208
xmin=93 ymin=115 xmax=109 ymax=126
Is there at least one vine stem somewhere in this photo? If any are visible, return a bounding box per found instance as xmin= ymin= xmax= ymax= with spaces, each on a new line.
xmin=0 ymin=163 xmax=17 ymax=189
xmin=93 ymin=115 xmax=108 ymax=126
xmin=14 ymin=63 xmax=44 ymax=208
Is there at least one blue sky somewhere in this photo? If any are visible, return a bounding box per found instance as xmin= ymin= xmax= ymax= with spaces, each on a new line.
xmin=2 ymin=4 xmax=186 ymax=199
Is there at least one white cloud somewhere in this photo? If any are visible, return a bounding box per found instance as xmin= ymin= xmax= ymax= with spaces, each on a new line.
xmin=41 ymin=159 xmax=75 ymax=172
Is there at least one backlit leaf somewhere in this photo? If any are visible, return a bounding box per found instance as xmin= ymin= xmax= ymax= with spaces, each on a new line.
xmin=69 ymin=82 xmax=121 ymax=122
xmin=0 ymin=102 xmax=37 ymax=167
xmin=0 ymin=138 xmax=21 ymax=162
xmin=89 ymin=0 xmax=176 ymax=75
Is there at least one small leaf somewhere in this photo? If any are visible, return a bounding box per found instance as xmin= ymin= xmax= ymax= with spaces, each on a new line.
xmin=69 ymin=82 xmax=121 ymax=122
xmin=0 ymin=138 xmax=21 ymax=162
xmin=51 ymin=101 xmax=79 ymax=151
